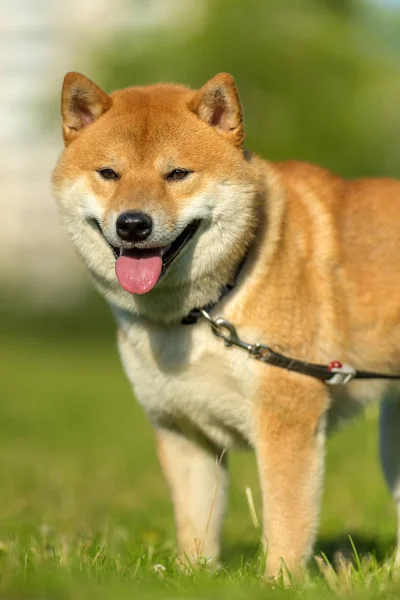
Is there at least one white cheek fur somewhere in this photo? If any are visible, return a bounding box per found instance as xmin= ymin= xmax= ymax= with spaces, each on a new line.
xmin=82 ymin=192 xmax=105 ymax=223
xmin=175 ymin=179 xmax=256 ymax=276
xmin=54 ymin=177 xmax=116 ymax=280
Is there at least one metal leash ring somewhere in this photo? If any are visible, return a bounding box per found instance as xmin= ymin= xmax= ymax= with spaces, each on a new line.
xmin=212 ymin=318 xmax=240 ymax=347
xmin=200 ymin=310 xmax=256 ymax=352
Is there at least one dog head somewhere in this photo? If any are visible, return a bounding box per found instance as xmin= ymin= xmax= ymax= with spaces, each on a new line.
xmin=53 ymin=73 xmax=259 ymax=321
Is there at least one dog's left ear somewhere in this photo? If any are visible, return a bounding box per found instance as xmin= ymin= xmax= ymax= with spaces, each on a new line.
xmin=188 ymin=73 xmax=244 ymax=146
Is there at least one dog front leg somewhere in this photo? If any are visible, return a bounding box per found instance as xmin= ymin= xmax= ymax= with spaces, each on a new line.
xmin=155 ymin=427 xmax=228 ymax=567
xmin=254 ymin=374 xmax=329 ymax=580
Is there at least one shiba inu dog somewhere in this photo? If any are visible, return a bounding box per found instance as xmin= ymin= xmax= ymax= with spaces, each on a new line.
xmin=53 ymin=71 xmax=400 ymax=579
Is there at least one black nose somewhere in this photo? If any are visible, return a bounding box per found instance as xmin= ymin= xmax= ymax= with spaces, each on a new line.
xmin=116 ymin=211 xmax=153 ymax=242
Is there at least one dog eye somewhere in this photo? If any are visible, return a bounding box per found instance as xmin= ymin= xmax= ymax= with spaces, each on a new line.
xmin=167 ymin=168 xmax=191 ymax=181
xmin=97 ymin=168 xmax=119 ymax=180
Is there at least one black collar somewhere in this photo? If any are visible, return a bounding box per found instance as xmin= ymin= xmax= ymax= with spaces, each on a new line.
xmin=181 ymin=253 xmax=248 ymax=325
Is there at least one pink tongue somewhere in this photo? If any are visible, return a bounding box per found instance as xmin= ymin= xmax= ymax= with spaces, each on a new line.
xmin=115 ymin=249 xmax=163 ymax=295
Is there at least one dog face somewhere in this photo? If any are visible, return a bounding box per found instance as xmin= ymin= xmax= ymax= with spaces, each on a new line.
xmin=53 ymin=73 xmax=258 ymax=313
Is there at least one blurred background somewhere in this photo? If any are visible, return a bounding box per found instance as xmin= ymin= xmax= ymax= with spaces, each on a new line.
xmin=1 ymin=0 xmax=400 ymax=589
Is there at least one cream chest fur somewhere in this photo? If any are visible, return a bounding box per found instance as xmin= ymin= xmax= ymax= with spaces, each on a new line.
xmin=114 ymin=305 xmax=260 ymax=450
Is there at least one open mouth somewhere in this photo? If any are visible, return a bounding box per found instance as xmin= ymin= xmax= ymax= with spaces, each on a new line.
xmin=160 ymin=219 xmax=201 ymax=272
xmin=93 ymin=219 xmax=201 ymax=295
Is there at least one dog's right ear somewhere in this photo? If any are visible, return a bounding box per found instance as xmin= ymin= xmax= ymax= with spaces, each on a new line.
xmin=61 ymin=72 xmax=112 ymax=145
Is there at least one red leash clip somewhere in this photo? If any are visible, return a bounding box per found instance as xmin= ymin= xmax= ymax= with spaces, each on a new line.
xmin=326 ymin=361 xmax=356 ymax=385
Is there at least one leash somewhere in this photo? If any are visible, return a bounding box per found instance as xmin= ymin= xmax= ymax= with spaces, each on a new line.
xmin=196 ymin=309 xmax=400 ymax=386
xmin=181 ymin=253 xmax=400 ymax=385
xmin=181 ymin=255 xmax=400 ymax=386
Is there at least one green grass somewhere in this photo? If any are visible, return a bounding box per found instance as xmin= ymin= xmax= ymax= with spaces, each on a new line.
xmin=1 ymin=296 xmax=399 ymax=598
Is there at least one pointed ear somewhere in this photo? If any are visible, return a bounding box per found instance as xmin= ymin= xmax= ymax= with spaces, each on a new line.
xmin=61 ymin=72 xmax=112 ymax=145
xmin=188 ymin=73 xmax=244 ymax=146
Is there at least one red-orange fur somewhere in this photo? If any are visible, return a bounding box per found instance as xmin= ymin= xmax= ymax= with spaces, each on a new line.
xmin=53 ymin=72 xmax=400 ymax=579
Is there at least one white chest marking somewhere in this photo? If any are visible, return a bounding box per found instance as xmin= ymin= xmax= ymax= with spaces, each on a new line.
xmin=116 ymin=314 xmax=258 ymax=449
